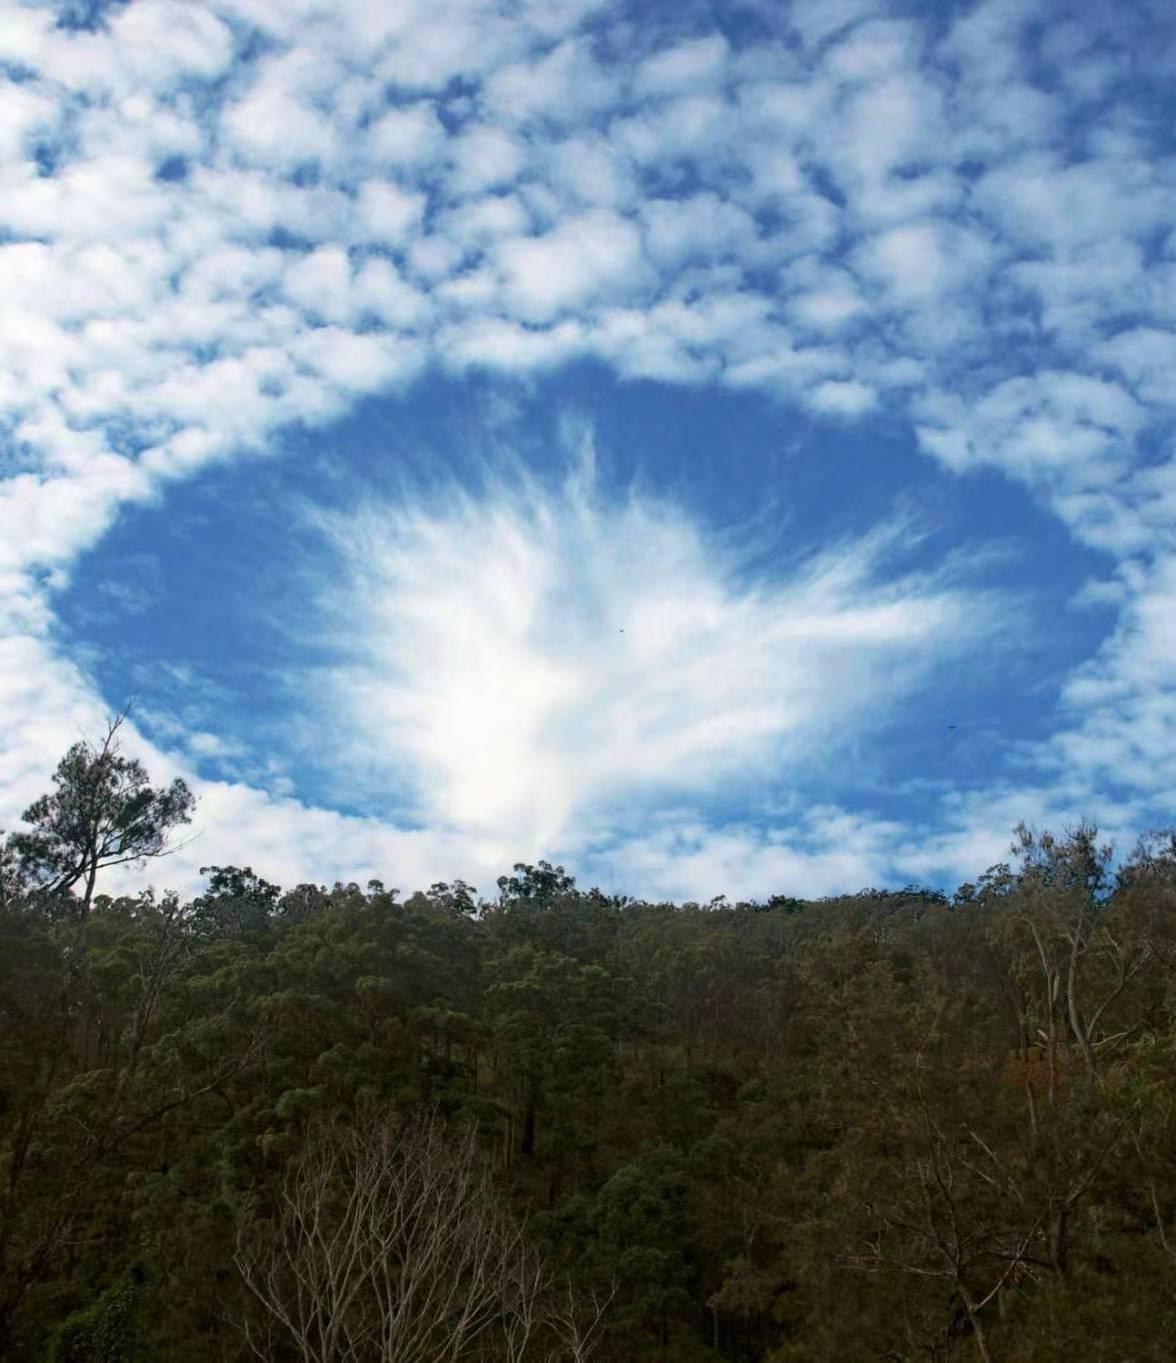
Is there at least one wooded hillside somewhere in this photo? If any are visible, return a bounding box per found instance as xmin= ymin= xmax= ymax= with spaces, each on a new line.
xmin=2 ymin=733 xmax=1175 ymax=1360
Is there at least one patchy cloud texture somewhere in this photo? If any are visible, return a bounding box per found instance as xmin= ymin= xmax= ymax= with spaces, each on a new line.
xmin=1 ymin=0 xmax=1173 ymax=899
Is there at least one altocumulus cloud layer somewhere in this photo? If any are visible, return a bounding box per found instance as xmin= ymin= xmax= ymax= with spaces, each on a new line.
xmin=0 ymin=0 xmax=1174 ymax=898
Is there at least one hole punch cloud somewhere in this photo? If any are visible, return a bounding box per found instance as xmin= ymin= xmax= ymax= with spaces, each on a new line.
xmin=1 ymin=0 xmax=1174 ymax=897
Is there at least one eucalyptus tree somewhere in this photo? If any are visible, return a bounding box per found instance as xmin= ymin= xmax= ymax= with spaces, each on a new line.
xmin=5 ymin=715 xmax=194 ymax=918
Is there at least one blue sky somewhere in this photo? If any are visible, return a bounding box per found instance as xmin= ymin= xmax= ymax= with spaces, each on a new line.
xmin=1 ymin=0 xmax=1173 ymax=901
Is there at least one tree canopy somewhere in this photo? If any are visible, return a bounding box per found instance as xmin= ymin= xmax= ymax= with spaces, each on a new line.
xmin=5 ymin=716 xmax=193 ymax=918
xmin=1 ymin=738 xmax=1174 ymax=1361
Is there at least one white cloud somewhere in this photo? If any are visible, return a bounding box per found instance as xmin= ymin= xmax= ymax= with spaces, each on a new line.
xmin=484 ymin=39 xmax=617 ymax=124
xmin=583 ymin=810 xmax=909 ymax=902
xmin=367 ymin=0 xmax=571 ymax=90
xmin=449 ymin=124 xmax=527 ymax=195
xmin=440 ymin=316 xmax=585 ymax=372
xmin=856 ymin=220 xmax=994 ymax=305
xmin=441 ymin=193 xmax=531 ymax=248
xmin=1097 ymin=328 xmax=1176 ymax=406
xmin=352 ymin=180 xmax=427 ymax=244
xmin=823 ymin=19 xmax=922 ymax=83
xmin=827 ymin=71 xmax=941 ymax=187
xmin=0 ymin=633 xmax=116 ymax=830
xmin=789 ymin=0 xmax=878 ymax=51
xmin=786 ymin=260 xmax=867 ymax=330
xmin=641 ymin=194 xmax=760 ymax=269
xmin=496 ymin=210 xmax=647 ymax=321
xmin=974 ymin=152 xmax=1169 ymax=253
xmin=291 ymin=327 xmax=423 ymax=392
xmin=916 ymin=372 xmax=1144 ymax=484
xmin=353 ymin=258 xmax=431 ymax=329
xmin=113 ymin=0 xmax=236 ymax=86
xmin=0 ymin=80 xmax=56 ymax=163
xmin=540 ymin=135 xmax=633 ymax=208
xmin=222 ymin=74 xmax=340 ymax=171
xmin=1047 ymin=552 xmax=1176 ymax=798
xmin=366 ymin=102 xmax=446 ymax=167
xmin=0 ymin=620 xmax=515 ymax=900
xmin=302 ymin=460 xmax=998 ymax=856
xmin=282 ymin=246 xmax=353 ymax=321
xmin=811 ymin=379 xmax=877 ymax=416
xmin=0 ymin=8 xmax=53 ymax=68
xmin=613 ymin=92 xmax=733 ymax=165
xmin=635 ymin=36 xmax=729 ymax=97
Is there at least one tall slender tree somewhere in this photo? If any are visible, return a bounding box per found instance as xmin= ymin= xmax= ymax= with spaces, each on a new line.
xmin=5 ymin=715 xmax=194 ymax=918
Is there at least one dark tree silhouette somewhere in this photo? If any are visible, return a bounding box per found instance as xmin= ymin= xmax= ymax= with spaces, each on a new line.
xmin=5 ymin=714 xmax=194 ymax=917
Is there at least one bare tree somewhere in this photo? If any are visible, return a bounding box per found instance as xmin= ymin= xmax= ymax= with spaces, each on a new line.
xmin=236 ymin=1117 xmax=384 ymax=1363
xmin=542 ymin=1278 xmax=616 ymax=1363
xmin=849 ymin=1066 xmax=1046 ymax=1363
xmin=236 ymin=1104 xmax=559 ymax=1363
xmin=366 ymin=1116 xmax=525 ymax=1363
xmin=496 ymin=1237 xmax=550 ymax=1363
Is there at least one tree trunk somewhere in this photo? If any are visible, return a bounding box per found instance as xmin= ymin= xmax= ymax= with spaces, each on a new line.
xmin=1049 ymin=1204 xmax=1069 ymax=1277
xmin=958 ymin=1284 xmax=994 ymax=1363
xmin=81 ymin=850 xmax=99 ymax=918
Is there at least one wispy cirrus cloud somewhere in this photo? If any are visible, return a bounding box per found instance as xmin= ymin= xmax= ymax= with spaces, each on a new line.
xmin=302 ymin=447 xmax=998 ymax=857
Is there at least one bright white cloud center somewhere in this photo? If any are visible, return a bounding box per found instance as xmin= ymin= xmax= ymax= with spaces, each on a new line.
xmin=314 ymin=463 xmax=993 ymax=854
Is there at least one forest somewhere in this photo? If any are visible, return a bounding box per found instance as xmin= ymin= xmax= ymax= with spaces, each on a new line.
xmin=1 ymin=725 xmax=1175 ymax=1362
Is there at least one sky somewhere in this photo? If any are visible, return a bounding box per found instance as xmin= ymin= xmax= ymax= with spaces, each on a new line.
xmin=1 ymin=0 xmax=1174 ymax=903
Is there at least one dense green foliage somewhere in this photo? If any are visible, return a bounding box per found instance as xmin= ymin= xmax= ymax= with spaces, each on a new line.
xmin=2 ymin=741 xmax=1175 ymax=1360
